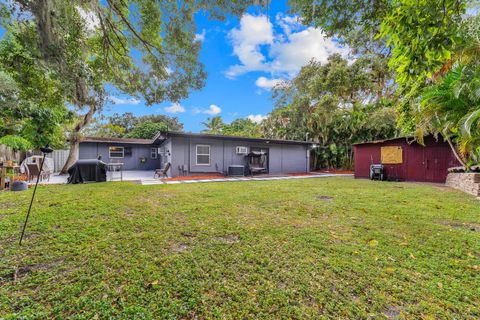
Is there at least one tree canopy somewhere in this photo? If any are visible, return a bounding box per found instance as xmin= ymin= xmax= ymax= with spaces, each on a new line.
xmin=200 ymin=116 xmax=262 ymax=138
xmin=290 ymin=0 xmax=479 ymax=168
xmin=0 ymin=28 xmax=72 ymax=148
xmin=84 ymin=112 xmax=183 ymax=138
xmin=263 ymin=54 xmax=398 ymax=169
xmin=0 ymin=0 xmax=255 ymax=172
xmin=124 ymin=122 xmax=167 ymax=139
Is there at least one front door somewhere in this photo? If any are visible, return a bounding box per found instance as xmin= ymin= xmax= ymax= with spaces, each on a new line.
xmin=425 ymin=147 xmax=449 ymax=182
xmin=406 ymin=146 xmax=425 ymax=181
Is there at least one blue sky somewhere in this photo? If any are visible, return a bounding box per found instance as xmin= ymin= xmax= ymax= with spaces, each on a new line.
xmin=104 ymin=1 xmax=349 ymax=132
xmin=1 ymin=1 xmax=349 ymax=132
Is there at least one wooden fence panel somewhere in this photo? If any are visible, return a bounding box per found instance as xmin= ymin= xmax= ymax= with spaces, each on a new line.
xmin=46 ymin=149 xmax=70 ymax=172
xmin=0 ymin=145 xmax=23 ymax=163
xmin=1 ymin=145 xmax=70 ymax=172
xmin=32 ymin=149 xmax=70 ymax=172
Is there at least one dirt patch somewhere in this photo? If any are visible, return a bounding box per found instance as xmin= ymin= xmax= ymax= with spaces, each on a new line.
xmin=169 ymin=243 xmax=189 ymax=253
xmin=0 ymin=259 xmax=64 ymax=283
xmin=48 ymin=202 xmax=61 ymax=207
xmin=383 ymin=305 xmax=402 ymax=319
xmin=214 ymin=234 xmax=240 ymax=244
xmin=124 ymin=208 xmax=136 ymax=216
xmin=181 ymin=232 xmax=197 ymax=238
xmin=441 ymin=221 xmax=480 ymax=232
xmin=316 ymin=195 xmax=334 ymax=201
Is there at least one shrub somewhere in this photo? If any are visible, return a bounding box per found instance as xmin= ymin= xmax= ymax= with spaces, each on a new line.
xmin=0 ymin=135 xmax=32 ymax=151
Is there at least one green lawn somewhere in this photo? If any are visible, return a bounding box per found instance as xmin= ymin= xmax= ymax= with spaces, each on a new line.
xmin=0 ymin=177 xmax=479 ymax=319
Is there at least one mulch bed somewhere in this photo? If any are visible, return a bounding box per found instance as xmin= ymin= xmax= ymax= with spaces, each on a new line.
xmin=314 ymin=169 xmax=354 ymax=174
xmin=166 ymin=174 xmax=226 ymax=181
xmin=287 ymin=172 xmax=315 ymax=176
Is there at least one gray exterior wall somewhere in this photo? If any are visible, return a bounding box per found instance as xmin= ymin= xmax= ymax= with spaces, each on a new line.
xmin=79 ymin=142 xmax=160 ymax=170
xmin=165 ymin=137 xmax=310 ymax=177
xmin=79 ymin=138 xmax=310 ymax=176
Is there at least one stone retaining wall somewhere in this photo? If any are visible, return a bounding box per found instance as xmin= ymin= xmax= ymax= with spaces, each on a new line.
xmin=446 ymin=173 xmax=480 ymax=197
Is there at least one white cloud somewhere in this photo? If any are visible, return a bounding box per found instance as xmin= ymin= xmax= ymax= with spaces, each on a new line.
xmin=204 ymin=104 xmax=221 ymax=115
xmin=109 ymin=96 xmax=141 ymax=105
xmin=275 ymin=13 xmax=302 ymax=35
xmin=192 ymin=104 xmax=222 ymax=115
xmin=225 ymin=14 xmax=273 ymax=78
xmin=255 ymin=76 xmax=283 ymax=90
xmin=164 ymin=103 xmax=186 ymax=114
xmin=248 ymin=114 xmax=267 ymax=124
xmin=195 ymin=29 xmax=206 ymax=42
xmin=225 ymin=14 xmax=350 ymax=79
xmin=269 ymin=27 xmax=350 ymax=75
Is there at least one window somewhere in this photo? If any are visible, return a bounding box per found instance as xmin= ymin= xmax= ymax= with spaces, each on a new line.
xmin=151 ymin=148 xmax=158 ymax=159
xmin=236 ymin=146 xmax=248 ymax=154
xmin=196 ymin=144 xmax=210 ymax=165
xmin=109 ymin=146 xmax=124 ymax=158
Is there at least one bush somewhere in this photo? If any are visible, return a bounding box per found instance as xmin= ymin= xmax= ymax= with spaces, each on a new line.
xmin=0 ymin=135 xmax=32 ymax=151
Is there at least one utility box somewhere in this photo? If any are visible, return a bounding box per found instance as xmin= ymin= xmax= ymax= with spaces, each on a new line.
xmin=228 ymin=165 xmax=245 ymax=176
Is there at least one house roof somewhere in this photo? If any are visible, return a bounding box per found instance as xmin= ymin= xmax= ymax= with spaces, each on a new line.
xmin=81 ymin=136 xmax=154 ymax=145
xmin=153 ymin=131 xmax=313 ymax=145
xmin=81 ymin=132 xmax=313 ymax=146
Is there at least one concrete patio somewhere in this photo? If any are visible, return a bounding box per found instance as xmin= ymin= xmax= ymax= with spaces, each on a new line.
xmin=39 ymin=170 xmax=158 ymax=185
xmin=38 ymin=171 xmax=352 ymax=185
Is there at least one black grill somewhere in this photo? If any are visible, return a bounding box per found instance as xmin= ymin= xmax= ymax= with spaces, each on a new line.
xmin=370 ymin=164 xmax=384 ymax=181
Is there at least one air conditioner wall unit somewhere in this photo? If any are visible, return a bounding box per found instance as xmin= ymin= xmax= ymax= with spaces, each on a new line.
xmin=236 ymin=146 xmax=248 ymax=154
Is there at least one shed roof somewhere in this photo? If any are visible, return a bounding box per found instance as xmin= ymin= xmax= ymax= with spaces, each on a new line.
xmin=352 ymin=136 xmax=416 ymax=146
xmin=153 ymin=131 xmax=313 ymax=145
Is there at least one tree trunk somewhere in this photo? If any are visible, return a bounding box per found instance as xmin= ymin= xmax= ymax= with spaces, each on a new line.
xmin=445 ymin=136 xmax=466 ymax=168
xmin=60 ymin=137 xmax=79 ymax=174
xmin=60 ymin=105 xmax=97 ymax=174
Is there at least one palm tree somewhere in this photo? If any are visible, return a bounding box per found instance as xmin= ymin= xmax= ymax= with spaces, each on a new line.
xmin=201 ymin=116 xmax=224 ymax=134
xmin=419 ymin=64 xmax=480 ymax=168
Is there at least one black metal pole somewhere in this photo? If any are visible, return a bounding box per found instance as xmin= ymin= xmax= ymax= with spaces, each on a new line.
xmin=19 ymin=144 xmax=53 ymax=245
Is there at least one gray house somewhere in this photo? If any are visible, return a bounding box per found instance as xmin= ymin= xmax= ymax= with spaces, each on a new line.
xmin=79 ymin=132 xmax=312 ymax=177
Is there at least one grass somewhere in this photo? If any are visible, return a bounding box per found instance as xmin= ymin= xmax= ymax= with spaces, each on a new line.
xmin=0 ymin=177 xmax=479 ymax=319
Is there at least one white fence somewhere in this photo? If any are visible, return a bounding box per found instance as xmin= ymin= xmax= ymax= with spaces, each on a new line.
xmin=32 ymin=149 xmax=70 ymax=172
xmin=46 ymin=149 xmax=70 ymax=172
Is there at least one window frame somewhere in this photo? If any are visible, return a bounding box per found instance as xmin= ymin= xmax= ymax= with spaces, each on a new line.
xmin=236 ymin=146 xmax=248 ymax=154
xmin=195 ymin=144 xmax=211 ymax=166
xmin=150 ymin=147 xmax=158 ymax=159
xmin=109 ymin=146 xmax=124 ymax=159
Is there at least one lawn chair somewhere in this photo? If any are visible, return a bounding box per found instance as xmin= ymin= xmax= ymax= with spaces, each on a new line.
xmin=26 ymin=163 xmax=43 ymax=182
xmin=21 ymin=156 xmax=53 ymax=182
xmin=154 ymin=162 xmax=171 ymax=179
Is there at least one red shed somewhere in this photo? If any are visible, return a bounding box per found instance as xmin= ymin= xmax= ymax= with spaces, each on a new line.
xmin=353 ymin=136 xmax=460 ymax=183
